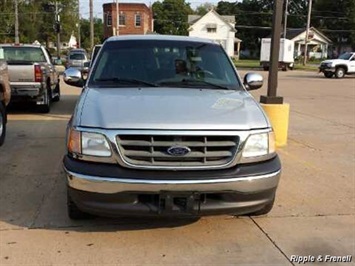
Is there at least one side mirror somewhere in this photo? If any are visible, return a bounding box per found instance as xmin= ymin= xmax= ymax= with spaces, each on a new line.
xmin=63 ymin=67 xmax=84 ymax=88
xmin=244 ymin=73 xmax=263 ymax=90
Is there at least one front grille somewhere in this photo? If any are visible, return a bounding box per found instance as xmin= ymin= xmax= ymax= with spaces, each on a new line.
xmin=116 ymin=134 xmax=239 ymax=168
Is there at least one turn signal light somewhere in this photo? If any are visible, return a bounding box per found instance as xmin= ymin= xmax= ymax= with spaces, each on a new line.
xmin=68 ymin=129 xmax=81 ymax=154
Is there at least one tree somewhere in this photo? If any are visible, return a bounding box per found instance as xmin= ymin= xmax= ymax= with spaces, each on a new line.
xmin=195 ymin=3 xmax=215 ymax=16
xmin=0 ymin=0 xmax=78 ymax=46
xmin=153 ymin=0 xmax=193 ymax=35
xmin=0 ymin=1 xmax=15 ymax=43
xmin=216 ymin=0 xmax=274 ymax=57
xmin=79 ymin=18 xmax=104 ymax=51
xmin=311 ymin=0 xmax=355 ymax=51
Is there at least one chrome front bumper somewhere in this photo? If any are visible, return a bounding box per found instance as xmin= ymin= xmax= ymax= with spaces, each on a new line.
xmin=64 ymin=167 xmax=281 ymax=194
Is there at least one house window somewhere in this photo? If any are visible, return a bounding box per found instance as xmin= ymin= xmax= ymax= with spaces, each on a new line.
xmin=106 ymin=14 xmax=112 ymax=27
xmin=206 ymin=23 xmax=217 ymax=33
xmin=119 ymin=13 xmax=126 ymax=26
xmin=207 ymin=28 xmax=217 ymax=33
xmin=135 ymin=14 xmax=141 ymax=27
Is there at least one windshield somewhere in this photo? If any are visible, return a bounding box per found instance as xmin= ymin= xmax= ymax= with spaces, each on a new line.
xmin=89 ymin=39 xmax=241 ymax=89
xmin=69 ymin=53 xmax=86 ymax=60
xmin=338 ymin=53 xmax=352 ymax=60
xmin=0 ymin=47 xmax=46 ymax=63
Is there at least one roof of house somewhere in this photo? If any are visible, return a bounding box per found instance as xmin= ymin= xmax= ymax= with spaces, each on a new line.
xmin=278 ymin=27 xmax=332 ymax=43
xmin=188 ymin=10 xmax=236 ymax=32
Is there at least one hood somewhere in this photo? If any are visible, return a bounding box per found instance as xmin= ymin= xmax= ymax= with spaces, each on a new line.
xmin=76 ymin=87 xmax=269 ymax=130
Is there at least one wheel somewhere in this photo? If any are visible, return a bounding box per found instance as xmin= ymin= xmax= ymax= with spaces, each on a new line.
xmin=67 ymin=191 xmax=93 ymax=220
xmin=263 ymin=66 xmax=269 ymax=71
xmin=281 ymin=65 xmax=287 ymax=71
xmin=38 ymin=87 xmax=51 ymax=113
xmin=0 ymin=102 xmax=6 ymax=146
xmin=52 ymin=82 xmax=61 ymax=102
xmin=324 ymin=72 xmax=333 ymax=78
xmin=335 ymin=67 xmax=345 ymax=78
xmin=249 ymin=196 xmax=275 ymax=216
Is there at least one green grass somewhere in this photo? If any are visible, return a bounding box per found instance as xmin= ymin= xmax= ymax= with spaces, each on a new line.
xmin=233 ymin=59 xmax=260 ymax=69
xmin=293 ymin=63 xmax=318 ymax=71
xmin=233 ymin=59 xmax=319 ymax=71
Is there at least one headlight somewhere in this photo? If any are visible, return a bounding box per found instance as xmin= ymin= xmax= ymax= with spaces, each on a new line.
xmin=326 ymin=63 xmax=332 ymax=67
xmin=241 ymin=131 xmax=275 ymax=161
xmin=67 ymin=129 xmax=112 ymax=157
xmin=82 ymin=132 xmax=112 ymax=157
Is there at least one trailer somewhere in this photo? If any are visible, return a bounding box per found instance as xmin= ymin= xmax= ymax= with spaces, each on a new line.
xmin=260 ymin=38 xmax=295 ymax=71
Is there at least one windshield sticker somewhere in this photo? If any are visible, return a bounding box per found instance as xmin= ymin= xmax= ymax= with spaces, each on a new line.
xmin=212 ymin=98 xmax=244 ymax=110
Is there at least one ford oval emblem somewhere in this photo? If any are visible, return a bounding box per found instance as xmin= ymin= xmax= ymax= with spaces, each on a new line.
xmin=167 ymin=146 xmax=191 ymax=156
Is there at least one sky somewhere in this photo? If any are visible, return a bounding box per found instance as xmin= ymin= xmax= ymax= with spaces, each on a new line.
xmin=79 ymin=0 xmax=236 ymax=19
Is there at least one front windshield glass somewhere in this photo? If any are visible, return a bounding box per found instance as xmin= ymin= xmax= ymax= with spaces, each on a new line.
xmin=89 ymin=39 xmax=241 ymax=89
xmin=338 ymin=52 xmax=352 ymax=60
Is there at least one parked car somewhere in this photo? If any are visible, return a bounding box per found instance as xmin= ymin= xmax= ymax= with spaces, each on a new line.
xmin=0 ymin=59 xmax=10 ymax=146
xmin=63 ymin=35 xmax=281 ymax=219
xmin=319 ymin=52 xmax=355 ymax=78
xmin=0 ymin=43 xmax=60 ymax=113
xmin=66 ymin=48 xmax=89 ymax=71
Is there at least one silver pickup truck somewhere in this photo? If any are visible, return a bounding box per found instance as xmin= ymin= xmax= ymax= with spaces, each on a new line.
xmin=63 ymin=35 xmax=281 ymax=219
xmin=0 ymin=44 xmax=60 ymax=113
xmin=0 ymin=59 xmax=10 ymax=146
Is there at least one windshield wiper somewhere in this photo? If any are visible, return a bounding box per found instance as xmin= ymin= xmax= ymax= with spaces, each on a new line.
xmin=94 ymin=78 xmax=159 ymax=87
xmin=159 ymin=78 xmax=230 ymax=90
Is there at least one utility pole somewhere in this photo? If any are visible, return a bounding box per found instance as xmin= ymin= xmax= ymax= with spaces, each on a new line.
xmin=14 ymin=0 xmax=19 ymax=43
xmin=90 ymin=0 xmax=94 ymax=48
xmin=76 ymin=0 xmax=81 ymax=48
xmin=283 ymin=0 xmax=289 ymax=39
xmin=116 ymin=0 xmax=119 ymax=36
xmin=260 ymin=0 xmax=284 ymax=104
xmin=77 ymin=0 xmax=81 ymax=48
xmin=303 ymin=0 xmax=313 ymax=66
xmin=55 ymin=1 xmax=61 ymax=59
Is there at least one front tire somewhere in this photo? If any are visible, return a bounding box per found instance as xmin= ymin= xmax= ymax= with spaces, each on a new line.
xmin=0 ymin=102 xmax=6 ymax=146
xmin=335 ymin=67 xmax=345 ymax=78
xmin=324 ymin=72 xmax=334 ymax=78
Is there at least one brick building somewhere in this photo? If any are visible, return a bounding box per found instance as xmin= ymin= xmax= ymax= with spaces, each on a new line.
xmin=103 ymin=3 xmax=153 ymax=38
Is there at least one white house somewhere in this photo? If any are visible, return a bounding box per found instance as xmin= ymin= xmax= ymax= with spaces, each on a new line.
xmin=281 ymin=27 xmax=332 ymax=59
xmin=188 ymin=10 xmax=241 ymax=57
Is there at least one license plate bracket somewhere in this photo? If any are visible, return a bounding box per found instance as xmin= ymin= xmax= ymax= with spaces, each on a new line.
xmin=159 ymin=192 xmax=200 ymax=215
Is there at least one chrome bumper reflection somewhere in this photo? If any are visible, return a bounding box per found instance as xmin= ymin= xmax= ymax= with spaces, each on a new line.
xmin=64 ymin=167 xmax=281 ymax=194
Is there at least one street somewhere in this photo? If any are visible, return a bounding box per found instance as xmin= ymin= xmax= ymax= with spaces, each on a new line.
xmin=0 ymin=70 xmax=354 ymax=265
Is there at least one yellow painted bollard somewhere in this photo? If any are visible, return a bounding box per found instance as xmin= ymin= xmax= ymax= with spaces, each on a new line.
xmin=261 ymin=103 xmax=290 ymax=147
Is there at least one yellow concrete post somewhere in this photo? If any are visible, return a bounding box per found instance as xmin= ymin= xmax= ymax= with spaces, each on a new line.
xmin=261 ymin=103 xmax=290 ymax=147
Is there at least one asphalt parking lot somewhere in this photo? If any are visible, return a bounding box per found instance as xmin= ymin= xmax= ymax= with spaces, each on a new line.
xmin=0 ymin=70 xmax=354 ymax=265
